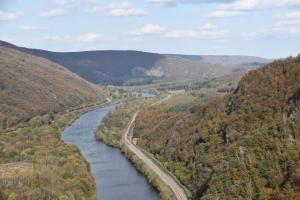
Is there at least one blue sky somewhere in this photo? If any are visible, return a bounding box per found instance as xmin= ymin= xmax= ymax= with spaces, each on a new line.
xmin=0 ymin=0 xmax=299 ymax=58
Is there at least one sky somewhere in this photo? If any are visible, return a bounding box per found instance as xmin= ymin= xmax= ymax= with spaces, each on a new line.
xmin=0 ymin=0 xmax=299 ymax=58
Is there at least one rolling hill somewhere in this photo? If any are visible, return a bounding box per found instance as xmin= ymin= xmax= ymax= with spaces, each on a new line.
xmin=0 ymin=41 xmax=270 ymax=85
xmin=134 ymin=56 xmax=300 ymax=199
xmin=0 ymin=47 xmax=105 ymax=127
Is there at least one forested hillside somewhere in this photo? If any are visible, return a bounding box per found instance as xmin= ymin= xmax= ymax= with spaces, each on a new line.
xmin=134 ymin=56 xmax=300 ymax=199
xmin=0 ymin=47 xmax=107 ymax=199
xmin=0 ymin=47 xmax=105 ymax=128
xmin=0 ymin=40 xmax=269 ymax=85
xmin=0 ymin=106 xmax=98 ymax=200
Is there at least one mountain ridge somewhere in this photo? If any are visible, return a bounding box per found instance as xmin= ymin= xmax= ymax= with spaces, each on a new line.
xmin=0 ymin=40 xmax=271 ymax=85
xmin=0 ymin=46 xmax=105 ymax=127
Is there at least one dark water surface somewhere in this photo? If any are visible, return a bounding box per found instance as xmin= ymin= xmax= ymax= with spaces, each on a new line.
xmin=62 ymin=106 xmax=159 ymax=200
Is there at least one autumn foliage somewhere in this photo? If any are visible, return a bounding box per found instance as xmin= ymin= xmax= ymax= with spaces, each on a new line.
xmin=0 ymin=47 xmax=104 ymax=128
xmin=135 ymin=56 xmax=300 ymax=199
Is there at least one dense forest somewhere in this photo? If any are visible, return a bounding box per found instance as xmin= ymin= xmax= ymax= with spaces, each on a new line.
xmin=134 ymin=56 xmax=300 ymax=199
xmin=0 ymin=108 xmax=99 ymax=200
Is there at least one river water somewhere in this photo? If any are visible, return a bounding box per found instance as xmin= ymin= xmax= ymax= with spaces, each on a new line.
xmin=142 ymin=92 xmax=156 ymax=98
xmin=61 ymin=106 xmax=159 ymax=200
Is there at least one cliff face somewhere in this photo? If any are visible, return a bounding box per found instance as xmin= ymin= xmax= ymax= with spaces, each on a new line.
xmin=135 ymin=56 xmax=300 ymax=199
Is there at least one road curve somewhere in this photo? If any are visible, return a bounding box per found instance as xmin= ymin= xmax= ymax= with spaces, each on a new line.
xmin=122 ymin=95 xmax=188 ymax=200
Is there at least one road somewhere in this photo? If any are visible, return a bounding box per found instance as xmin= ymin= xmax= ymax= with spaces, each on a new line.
xmin=150 ymin=94 xmax=172 ymax=106
xmin=122 ymin=94 xmax=188 ymax=200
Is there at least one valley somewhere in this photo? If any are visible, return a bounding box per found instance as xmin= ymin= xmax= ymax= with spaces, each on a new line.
xmin=1 ymin=1 xmax=299 ymax=199
xmin=0 ymin=41 xmax=299 ymax=200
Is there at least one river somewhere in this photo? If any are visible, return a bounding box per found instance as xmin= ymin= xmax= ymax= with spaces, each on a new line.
xmin=142 ymin=92 xmax=156 ymax=98
xmin=61 ymin=105 xmax=159 ymax=200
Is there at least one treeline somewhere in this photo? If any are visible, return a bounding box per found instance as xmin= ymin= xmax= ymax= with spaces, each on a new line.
xmin=134 ymin=56 xmax=300 ymax=199
xmin=96 ymin=100 xmax=143 ymax=147
xmin=157 ymin=73 xmax=240 ymax=93
xmin=159 ymin=80 xmax=211 ymax=91
xmin=123 ymin=77 xmax=160 ymax=86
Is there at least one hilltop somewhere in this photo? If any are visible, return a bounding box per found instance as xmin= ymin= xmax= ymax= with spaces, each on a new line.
xmin=0 ymin=40 xmax=270 ymax=85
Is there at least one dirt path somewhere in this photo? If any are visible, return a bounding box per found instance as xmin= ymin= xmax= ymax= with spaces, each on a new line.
xmin=122 ymin=94 xmax=188 ymax=200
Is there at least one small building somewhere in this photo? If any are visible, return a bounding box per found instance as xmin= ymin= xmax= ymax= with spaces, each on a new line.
xmin=132 ymin=138 xmax=138 ymax=145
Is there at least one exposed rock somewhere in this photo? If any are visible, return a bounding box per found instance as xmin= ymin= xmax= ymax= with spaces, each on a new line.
xmin=226 ymin=96 xmax=238 ymax=114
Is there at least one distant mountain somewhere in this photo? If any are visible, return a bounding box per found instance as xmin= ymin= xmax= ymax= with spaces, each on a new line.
xmin=0 ymin=41 xmax=270 ymax=85
xmin=0 ymin=47 xmax=105 ymax=127
xmin=135 ymin=56 xmax=300 ymax=199
xmin=170 ymin=54 xmax=269 ymax=64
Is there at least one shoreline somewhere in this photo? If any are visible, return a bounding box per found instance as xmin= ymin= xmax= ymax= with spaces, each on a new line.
xmin=96 ymin=120 xmax=176 ymax=200
xmin=95 ymin=96 xmax=190 ymax=200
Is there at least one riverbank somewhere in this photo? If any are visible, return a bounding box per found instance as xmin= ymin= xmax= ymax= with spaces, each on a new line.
xmin=96 ymin=95 xmax=187 ymax=200
xmin=62 ymin=104 xmax=160 ymax=200
xmin=0 ymin=100 xmax=108 ymax=200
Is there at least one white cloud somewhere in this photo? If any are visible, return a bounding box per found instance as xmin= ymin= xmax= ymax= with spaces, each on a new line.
xmin=129 ymin=23 xmax=225 ymax=39
xmin=0 ymin=11 xmax=22 ymax=21
xmin=108 ymin=3 xmax=146 ymax=17
xmin=200 ymin=23 xmax=216 ymax=29
xmin=275 ymin=20 xmax=300 ymax=26
xmin=165 ymin=30 xmax=200 ymax=38
xmin=285 ymin=11 xmax=300 ymax=20
xmin=131 ymin=23 xmax=225 ymax=39
xmin=219 ymin=0 xmax=300 ymax=11
xmin=165 ymin=24 xmax=226 ymax=39
xmin=275 ymin=11 xmax=300 ymax=27
xmin=242 ymin=25 xmax=300 ymax=40
xmin=209 ymin=0 xmax=300 ymax=18
xmin=19 ymin=25 xmax=48 ymax=31
xmin=42 ymin=1 xmax=146 ymax=17
xmin=40 ymin=8 xmax=67 ymax=17
xmin=146 ymin=0 xmax=235 ymax=7
xmin=131 ymin=24 xmax=167 ymax=35
xmin=76 ymin=33 xmax=101 ymax=42
xmin=43 ymin=33 xmax=102 ymax=43
xmin=164 ymin=29 xmax=224 ymax=39
xmin=39 ymin=0 xmax=77 ymax=18
xmin=219 ymin=0 xmax=256 ymax=10
xmin=85 ymin=0 xmax=104 ymax=13
xmin=208 ymin=10 xmax=245 ymax=17
xmin=52 ymin=0 xmax=76 ymax=5
xmin=288 ymin=27 xmax=300 ymax=35
xmin=146 ymin=0 xmax=176 ymax=6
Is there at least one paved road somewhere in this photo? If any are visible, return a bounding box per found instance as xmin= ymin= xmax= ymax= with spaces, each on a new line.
xmin=122 ymin=95 xmax=188 ymax=200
